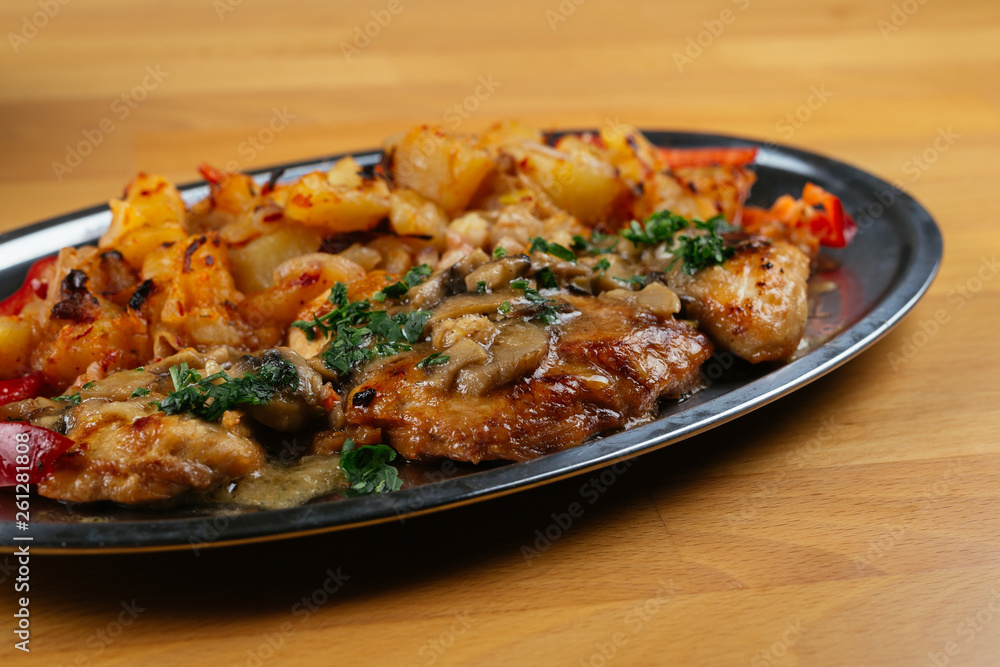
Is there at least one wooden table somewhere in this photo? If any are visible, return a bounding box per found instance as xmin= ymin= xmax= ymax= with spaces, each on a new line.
xmin=2 ymin=0 xmax=999 ymax=664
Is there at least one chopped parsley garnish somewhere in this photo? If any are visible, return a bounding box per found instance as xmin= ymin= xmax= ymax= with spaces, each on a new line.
xmin=339 ymin=439 xmax=403 ymax=497
xmin=510 ymin=279 xmax=563 ymax=325
xmin=675 ymin=228 xmax=735 ymax=275
xmin=534 ymin=266 xmax=558 ymax=289
xmin=621 ymin=210 xmax=736 ymax=275
xmin=371 ymin=264 xmax=432 ymax=302
xmin=498 ymin=301 xmax=512 ymax=314
xmin=153 ymin=356 xmax=298 ymax=422
xmin=622 ymin=210 xmax=690 ymax=246
xmin=416 ymin=352 xmax=451 ymax=369
xmin=709 ymin=215 xmax=739 ymax=235
xmin=528 ymin=237 xmax=577 ymax=263
xmin=81 ymin=381 xmax=96 ymax=390
xmin=493 ymin=247 xmax=508 ymax=259
xmin=51 ymin=392 xmax=81 ymax=405
xmin=476 ymin=280 xmax=487 ymax=294
xmin=572 ymin=231 xmax=619 ymax=255
xmin=593 ymin=258 xmax=611 ymax=276
xmin=292 ymin=282 xmax=433 ymax=375
xmin=291 ymin=283 xmax=363 ymax=342
xmin=130 ymin=387 xmax=151 ymax=398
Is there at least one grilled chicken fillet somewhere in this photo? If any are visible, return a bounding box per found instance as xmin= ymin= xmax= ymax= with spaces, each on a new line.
xmin=345 ymin=294 xmax=713 ymax=462
xmin=667 ymin=239 xmax=810 ymax=363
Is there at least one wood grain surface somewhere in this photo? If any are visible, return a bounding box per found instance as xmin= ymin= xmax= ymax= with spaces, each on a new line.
xmin=1 ymin=0 xmax=999 ymax=665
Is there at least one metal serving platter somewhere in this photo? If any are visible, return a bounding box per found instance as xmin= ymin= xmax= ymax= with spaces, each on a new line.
xmin=0 ymin=131 xmax=943 ymax=553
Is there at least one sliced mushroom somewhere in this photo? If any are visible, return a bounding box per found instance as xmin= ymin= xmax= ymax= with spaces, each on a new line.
xmin=455 ymin=320 xmax=549 ymax=396
xmin=634 ymin=282 xmax=681 ymax=318
xmin=450 ymin=248 xmax=491 ymax=280
xmin=428 ymin=291 xmax=523 ymax=323
xmin=600 ymin=282 xmax=680 ymax=319
xmin=407 ymin=248 xmax=492 ymax=309
xmin=530 ymin=252 xmax=589 ymax=282
xmin=421 ymin=338 xmax=490 ymax=391
xmin=464 ymin=254 xmax=531 ymax=292
xmin=430 ymin=314 xmax=500 ymax=350
xmin=407 ymin=270 xmax=450 ymax=310
xmin=231 ymin=348 xmax=329 ymax=432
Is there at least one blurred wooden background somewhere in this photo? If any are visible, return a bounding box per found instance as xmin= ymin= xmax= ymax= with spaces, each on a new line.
xmin=1 ymin=0 xmax=1000 ymax=665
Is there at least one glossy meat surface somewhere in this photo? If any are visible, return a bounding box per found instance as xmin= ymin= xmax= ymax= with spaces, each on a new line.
xmin=668 ymin=239 xmax=810 ymax=363
xmin=39 ymin=401 xmax=263 ymax=504
xmin=345 ymin=295 xmax=713 ymax=462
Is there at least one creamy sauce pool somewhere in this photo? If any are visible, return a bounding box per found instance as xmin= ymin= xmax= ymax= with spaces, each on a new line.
xmin=210 ymin=455 xmax=348 ymax=509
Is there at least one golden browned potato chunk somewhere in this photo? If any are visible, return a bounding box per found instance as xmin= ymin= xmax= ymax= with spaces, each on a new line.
xmin=391 ymin=126 xmax=494 ymax=214
xmin=99 ymin=173 xmax=188 ymax=268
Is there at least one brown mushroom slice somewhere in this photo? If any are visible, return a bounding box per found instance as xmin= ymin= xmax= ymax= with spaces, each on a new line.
xmin=455 ymin=320 xmax=549 ymax=396
xmin=430 ymin=314 xmax=500 ymax=350
xmin=530 ymin=252 xmax=589 ymax=282
xmin=428 ymin=291 xmax=523 ymax=322
xmin=407 ymin=248 xmax=492 ymax=310
xmin=421 ymin=338 xmax=490 ymax=391
xmin=230 ymin=348 xmax=330 ymax=432
xmin=600 ymin=282 xmax=681 ymax=320
xmin=464 ymin=254 xmax=531 ymax=292
xmin=407 ymin=270 xmax=450 ymax=310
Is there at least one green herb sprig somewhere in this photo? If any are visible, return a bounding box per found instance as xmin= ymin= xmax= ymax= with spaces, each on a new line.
xmin=154 ymin=357 xmax=298 ymax=422
xmin=528 ymin=237 xmax=577 ymax=263
xmin=622 ymin=211 xmax=736 ymax=275
xmin=291 ymin=282 xmax=433 ymax=375
xmin=340 ymin=439 xmax=403 ymax=497
xmin=509 ymin=279 xmax=564 ymax=325
xmin=416 ymin=352 xmax=451 ymax=369
xmin=571 ymin=231 xmax=619 ymax=255
xmin=371 ymin=264 xmax=432 ymax=303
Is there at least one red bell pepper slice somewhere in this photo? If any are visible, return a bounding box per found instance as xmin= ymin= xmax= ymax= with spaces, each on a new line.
xmin=0 ymin=255 xmax=57 ymax=317
xmin=658 ymin=147 xmax=759 ymax=169
xmin=0 ymin=422 xmax=74 ymax=486
xmin=802 ymin=183 xmax=858 ymax=248
xmin=0 ymin=374 xmax=46 ymax=408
